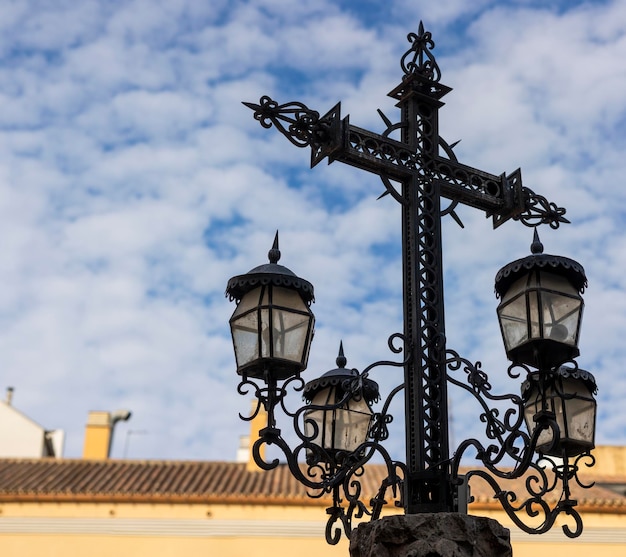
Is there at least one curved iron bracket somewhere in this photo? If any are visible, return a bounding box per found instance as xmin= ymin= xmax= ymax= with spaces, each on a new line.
xmin=446 ymin=349 xmax=594 ymax=537
xmin=237 ymin=336 xmax=408 ymax=545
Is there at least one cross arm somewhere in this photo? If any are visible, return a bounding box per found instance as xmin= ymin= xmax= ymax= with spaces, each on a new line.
xmin=244 ymin=96 xmax=569 ymax=229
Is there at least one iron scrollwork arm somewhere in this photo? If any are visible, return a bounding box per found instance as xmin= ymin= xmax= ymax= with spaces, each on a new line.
xmin=445 ymin=349 xmax=592 ymax=538
xmin=236 ymin=337 xmax=409 ymax=545
xmin=243 ymin=96 xmax=331 ymax=149
xmin=516 ymin=186 xmax=570 ymax=229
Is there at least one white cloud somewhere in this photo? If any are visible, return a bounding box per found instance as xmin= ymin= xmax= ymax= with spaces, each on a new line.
xmin=0 ymin=0 xmax=624 ymax=469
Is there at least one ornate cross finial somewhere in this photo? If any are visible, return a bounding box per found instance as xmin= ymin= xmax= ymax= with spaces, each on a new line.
xmin=400 ymin=21 xmax=441 ymax=82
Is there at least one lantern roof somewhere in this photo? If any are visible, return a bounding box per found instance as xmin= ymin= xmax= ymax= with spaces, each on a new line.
xmin=494 ymin=230 xmax=587 ymax=298
xmin=303 ymin=343 xmax=379 ymax=403
xmin=522 ymin=365 xmax=598 ymax=398
xmin=225 ymin=232 xmax=315 ymax=304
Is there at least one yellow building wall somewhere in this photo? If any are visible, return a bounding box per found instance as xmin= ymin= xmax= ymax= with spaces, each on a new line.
xmin=0 ymin=499 xmax=624 ymax=557
xmin=475 ymin=508 xmax=626 ymax=557
xmin=0 ymin=501 xmax=350 ymax=557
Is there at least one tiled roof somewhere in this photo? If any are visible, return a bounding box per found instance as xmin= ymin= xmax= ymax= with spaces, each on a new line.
xmin=0 ymin=458 xmax=624 ymax=512
xmin=0 ymin=459 xmax=321 ymax=505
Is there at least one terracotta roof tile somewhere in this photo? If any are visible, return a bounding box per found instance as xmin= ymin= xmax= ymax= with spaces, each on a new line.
xmin=0 ymin=458 xmax=624 ymax=512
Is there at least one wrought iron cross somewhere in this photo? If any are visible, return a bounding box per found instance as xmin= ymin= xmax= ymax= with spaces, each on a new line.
xmin=244 ymin=22 xmax=569 ymax=515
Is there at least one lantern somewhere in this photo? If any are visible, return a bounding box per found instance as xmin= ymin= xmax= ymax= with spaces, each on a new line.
xmin=226 ymin=233 xmax=315 ymax=381
xmin=303 ymin=344 xmax=379 ymax=464
xmin=494 ymin=231 xmax=587 ymax=369
xmin=522 ymin=366 xmax=597 ymax=457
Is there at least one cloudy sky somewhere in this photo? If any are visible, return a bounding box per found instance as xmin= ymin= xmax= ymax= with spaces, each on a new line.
xmin=0 ymin=0 xmax=625 ymax=465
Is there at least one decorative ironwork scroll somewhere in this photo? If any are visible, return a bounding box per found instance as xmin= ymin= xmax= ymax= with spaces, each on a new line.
xmin=401 ymin=22 xmax=441 ymax=82
xmin=446 ymin=350 xmax=593 ymax=538
xmin=237 ymin=336 xmax=408 ymax=544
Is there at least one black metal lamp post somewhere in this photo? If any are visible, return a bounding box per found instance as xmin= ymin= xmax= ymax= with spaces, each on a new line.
xmin=227 ymin=22 xmax=598 ymax=544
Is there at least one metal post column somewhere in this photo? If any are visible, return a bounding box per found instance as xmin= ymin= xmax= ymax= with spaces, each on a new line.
xmin=399 ymin=72 xmax=453 ymax=513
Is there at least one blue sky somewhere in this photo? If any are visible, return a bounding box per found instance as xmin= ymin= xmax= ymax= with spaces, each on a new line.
xmin=0 ymin=0 xmax=625 ymax=463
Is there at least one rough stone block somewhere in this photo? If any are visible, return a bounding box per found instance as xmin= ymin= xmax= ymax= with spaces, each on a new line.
xmin=349 ymin=513 xmax=512 ymax=557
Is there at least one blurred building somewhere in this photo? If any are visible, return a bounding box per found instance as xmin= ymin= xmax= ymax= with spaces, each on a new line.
xmin=0 ymin=388 xmax=64 ymax=458
xmin=0 ymin=404 xmax=625 ymax=556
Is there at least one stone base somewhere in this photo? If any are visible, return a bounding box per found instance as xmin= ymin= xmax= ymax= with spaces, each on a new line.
xmin=349 ymin=514 xmax=512 ymax=557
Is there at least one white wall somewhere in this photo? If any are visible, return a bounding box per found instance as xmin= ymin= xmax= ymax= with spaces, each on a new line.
xmin=0 ymin=401 xmax=48 ymax=458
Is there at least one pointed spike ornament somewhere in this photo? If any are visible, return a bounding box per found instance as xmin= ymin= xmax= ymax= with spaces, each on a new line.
xmin=530 ymin=228 xmax=544 ymax=255
xmin=269 ymin=231 xmax=281 ymax=264
xmin=377 ymin=109 xmax=393 ymax=129
xmin=336 ymin=341 xmax=347 ymax=369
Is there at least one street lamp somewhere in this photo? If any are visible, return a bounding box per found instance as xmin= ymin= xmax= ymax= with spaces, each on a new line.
xmin=303 ymin=342 xmax=380 ymax=464
xmin=227 ymin=22 xmax=598 ymax=544
xmin=494 ymin=229 xmax=587 ymax=369
xmin=226 ymin=232 xmax=315 ymax=381
xmin=522 ymin=365 xmax=597 ymax=458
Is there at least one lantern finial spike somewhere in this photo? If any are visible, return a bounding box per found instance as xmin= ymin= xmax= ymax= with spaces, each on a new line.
xmin=336 ymin=341 xmax=347 ymax=369
xmin=531 ymin=229 xmax=544 ymax=255
xmin=268 ymin=231 xmax=281 ymax=264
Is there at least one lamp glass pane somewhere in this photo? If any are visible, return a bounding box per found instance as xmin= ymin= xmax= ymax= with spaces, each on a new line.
xmin=270 ymin=287 xmax=313 ymax=364
xmin=304 ymin=389 xmax=372 ymax=454
xmin=231 ymin=316 xmax=259 ymax=367
xmin=540 ymin=272 xmax=578 ymax=296
xmin=259 ymin=308 xmax=271 ymax=358
xmin=333 ymin=397 xmax=372 ymax=452
xmin=529 ymin=290 xmax=540 ymax=338
xmin=525 ymin=377 xmax=596 ymax=456
xmin=506 ymin=275 xmax=531 ymax=298
xmin=499 ymin=293 xmax=529 ymax=351
xmin=272 ymin=306 xmax=310 ymax=362
xmin=272 ymin=287 xmax=308 ymax=311
xmin=539 ymin=291 xmax=581 ymax=346
xmin=234 ymin=286 xmax=264 ymax=314
xmin=230 ymin=288 xmax=264 ymax=368
xmin=561 ymin=380 xmax=595 ymax=445
xmin=523 ymin=385 xmax=555 ymax=449
xmin=304 ymin=388 xmax=333 ymax=448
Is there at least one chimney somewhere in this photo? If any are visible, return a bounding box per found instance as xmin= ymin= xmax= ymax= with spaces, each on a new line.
xmin=5 ymin=387 xmax=14 ymax=406
xmin=236 ymin=402 xmax=268 ymax=472
xmin=82 ymin=409 xmax=131 ymax=459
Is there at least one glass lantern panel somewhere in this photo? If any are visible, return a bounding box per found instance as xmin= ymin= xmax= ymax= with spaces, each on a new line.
xmin=259 ymin=308 xmax=271 ymax=358
xmin=523 ymin=387 xmax=556 ymax=449
xmin=561 ymin=381 xmax=595 ymax=445
xmin=540 ymin=291 xmax=581 ymax=346
xmin=499 ymin=293 xmax=529 ymax=351
xmin=304 ymin=389 xmax=334 ymax=449
xmin=526 ymin=380 xmax=596 ymax=456
xmin=271 ymin=306 xmax=311 ymax=363
xmin=232 ymin=286 xmax=264 ymax=315
xmin=272 ymin=287 xmax=309 ymax=311
xmin=540 ymin=272 xmax=579 ymax=296
xmin=231 ymin=310 xmax=260 ymax=368
xmin=564 ymin=396 xmax=595 ymax=445
xmin=528 ymin=290 xmax=540 ymax=339
xmin=523 ymin=390 xmax=539 ymax=435
xmin=303 ymin=407 xmax=325 ymax=447
xmin=304 ymin=389 xmax=372 ymax=454
xmin=502 ymin=275 xmax=530 ymax=300
xmin=551 ymin=394 xmax=566 ymax=442
xmin=332 ymin=397 xmax=372 ymax=453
